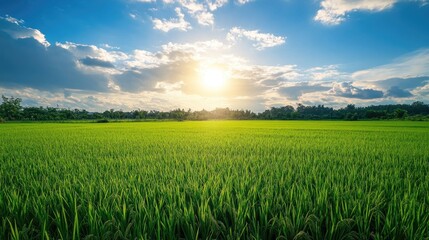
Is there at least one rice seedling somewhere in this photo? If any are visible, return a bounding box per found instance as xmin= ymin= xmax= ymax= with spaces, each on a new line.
xmin=0 ymin=121 xmax=428 ymax=239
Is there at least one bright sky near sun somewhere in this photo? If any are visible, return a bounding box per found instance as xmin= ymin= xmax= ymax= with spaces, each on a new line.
xmin=0 ymin=0 xmax=429 ymax=112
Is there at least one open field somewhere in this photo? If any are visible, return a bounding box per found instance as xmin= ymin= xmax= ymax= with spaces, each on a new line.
xmin=1 ymin=121 xmax=429 ymax=239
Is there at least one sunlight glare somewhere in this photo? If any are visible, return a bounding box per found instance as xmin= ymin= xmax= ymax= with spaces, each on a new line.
xmin=199 ymin=66 xmax=229 ymax=90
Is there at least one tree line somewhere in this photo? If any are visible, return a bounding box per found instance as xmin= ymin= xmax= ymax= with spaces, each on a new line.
xmin=1 ymin=95 xmax=428 ymax=122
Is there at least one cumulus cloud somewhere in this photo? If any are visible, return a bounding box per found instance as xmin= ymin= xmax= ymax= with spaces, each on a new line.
xmin=207 ymin=0 xmax=228 ymax=11
xmin=304 ymin=65 xmax=346 ymax=81
xmin=329 ymin=82 xmax=384 ymax=99
xmin=160 ymin=0 xmax=214 ymax=26
xmin=0 ymin=19 xmax=110 ymax=92
xmin=236 ymin=0 xmax=252 ymax=4
xmin=110 ymin=40 xmax=268 ymax=97
xmin=290 ymin=52 xmax=429 ymax=104
xmin=161 ymin=39 xmax=227 ymax=57
xmin=125 ymin=50 xmax=163 ymax=69
xmin=12 ymin=36 xmax=236 ymax=97
xmin=314 ymin=0 xmax=428 ymax=25
xmin=135 ymin=0 xmax=254 ymax=28
xmin=1 ymin=15 xmax=428 ymax=112
xmin=142 ymin=0 xmax=253 ymax=28
xmin=414 ymin=84 xmax=429 ymax=97
xmin=352 ymin=76 xmax=428 ymax=99
xmin=385 ymin=86 xmax=413 ymax=98
xmin=227 ymin=27 xmax=286 ymax=50
xmin=371 ymin=76 xmax=429 ymax=91
xmin=114 ymin=60 xmax=199 ymax=93
xmin=56 ymin=41 xmax=129 ymax=63
xmin=152 ymin=7 xmax=192 ymax=32
xmin=80 ymin=57 xmax=115 ymax=68
xmin=233 ymin=65 xmax=300 ymax=87
xmin=0 ymin=16 xmax=50 ymax=47
xmin=351 ymin=50 xmax=429 ymax=100
xmin=352 ymin=49 xmax=429 ymax=82
xmin=279 ymin=83 xmax=331 ymax=100
xmin=100 ymin=43 xmax=120 ymax=50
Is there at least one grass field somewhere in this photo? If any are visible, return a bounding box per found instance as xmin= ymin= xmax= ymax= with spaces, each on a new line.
xmin=1 ymin=121 xmax=429 ymax=239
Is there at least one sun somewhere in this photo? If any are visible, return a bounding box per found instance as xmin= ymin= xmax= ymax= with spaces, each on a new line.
xmin=199 ymin=66 xmax=230 ymax=90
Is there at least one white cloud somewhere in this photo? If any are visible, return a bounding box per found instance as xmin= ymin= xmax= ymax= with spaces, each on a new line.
xmin=349 ymin=49 xmax=429 ymax=100
xmin=0 ymin=25 xmax=112 ymax=92
xmin=206 ymin=0 xmax=228 ymax=11
xmin=305 ymin=65 xmax=346 ymax=81
xmin=227 ymin=27 xmax=286 ymax=50
xmin=152 ymin=7 xmax=192 ymax=32
xmin=163 ymin=0 xmax=214 ymax=26
xmin=314 ymin=0 xmax=429 ymax=25
xmin=125 ymin=50 xmax=161 ymax=69
xmin=0 ymin=16 xmax=50 ymax=47
xmin=100 ymin=43 xmax=120 ymax=50
xmin=2 ymin=15 xmax=429 ymax=112
xmin=4 ymin=15 xmax=24 ymax=25
xmin=328 ymin=82 xmax=384 ymax=99
xmin=352 ymin=49 xmax=429 ymax=83
xmin=314 ymin=0 xmax=396 ymax=25
xmin=135 ymin=0 xmax=251 ymax=28
xmin=236 ymin=0 xmax=252 ymax=4
xmin=164 ymin=0 xmax=205 ymax=13
xmin=193 ymin=10 xmax=214 ymax=26
xmin=161 ymin=39 xmax=227 ymax=55
xmin=56 ymin=42 xmax=129 ymax=63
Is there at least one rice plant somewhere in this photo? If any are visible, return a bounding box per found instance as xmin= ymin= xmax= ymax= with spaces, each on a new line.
xmin=0 ymin=121 xmax=428 ymax=239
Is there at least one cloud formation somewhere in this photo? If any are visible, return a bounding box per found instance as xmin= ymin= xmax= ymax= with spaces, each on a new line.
xmin=314 ymin=0 xmax=427 ymax=25
xmin=139 ymin=0 xmax=253 ymax=28
xmin=227 ymin=27 xmax=286 ymax=50
xmin=207 ymin=0 xmax=228 ymax=11
xmin=0 ymin=15 xmax=428 ymax=112
xmin=0 ymin=16 xmax=50 ymax=47
xmin=385 ymin=86 xmax=413 ymax=98
xmin=236 ymin=0 xmax=252 ymax=4
xmin=0 ymin=19 xmax=111 ymax=92
xmin=161 ymin=0 xmax=215 ymax=26
xmin=329 ymin=82 xmax=384 ymax=99
xmin=152 ymin=7 xmax=192 ymax=32
xmin=80 ymin=57 xmax=115 ymax=68
xmin=352 ymin=49 xmax=429 ymax=82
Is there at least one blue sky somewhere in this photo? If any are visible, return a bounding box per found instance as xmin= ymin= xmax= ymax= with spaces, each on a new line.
xmin=0 ymin=0 xmax=429 ymax=111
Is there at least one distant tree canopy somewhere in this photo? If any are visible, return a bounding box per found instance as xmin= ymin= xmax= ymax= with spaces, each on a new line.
xmin=0 ymin=96 xmax=22 ymax=120
xmin=1 ymin=95 xmax=429 ymax=121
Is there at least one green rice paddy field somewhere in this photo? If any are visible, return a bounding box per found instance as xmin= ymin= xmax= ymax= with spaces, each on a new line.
xmin=1 ymin=121 xmax=429 ymax=239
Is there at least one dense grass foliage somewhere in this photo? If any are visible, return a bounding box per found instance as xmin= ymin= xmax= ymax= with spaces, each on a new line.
xmin=1 ymin=121 xmax=429 ymax=239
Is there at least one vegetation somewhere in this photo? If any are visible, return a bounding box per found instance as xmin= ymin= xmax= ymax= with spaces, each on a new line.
xmin=96 ymin=119 xmax=109 ymax=123
xmin=0 ymin=96 xmax=22 ymax=121
xmin=1 ymin=95 xmax=429 ymax=121
xmin=1 ymin=121 xmax=429 ymax=239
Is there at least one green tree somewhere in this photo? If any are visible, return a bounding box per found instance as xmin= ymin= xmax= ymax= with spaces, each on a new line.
xmin=0 ymin=95 xmax=22 ymax=120
xmin=394 ymin=108 xmax=408 ymax=119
